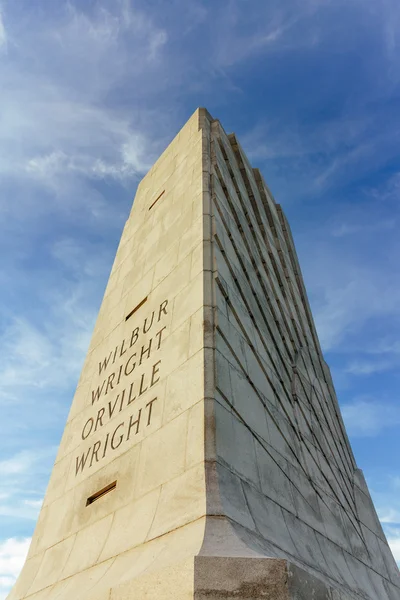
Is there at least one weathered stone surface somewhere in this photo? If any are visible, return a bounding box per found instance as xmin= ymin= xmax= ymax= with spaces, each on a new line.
xmin=8 ymin=109 xmax=399 ymax=600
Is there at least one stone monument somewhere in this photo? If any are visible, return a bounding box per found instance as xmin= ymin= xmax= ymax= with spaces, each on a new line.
xmin=8 ymin=109 xmax=400 ymax=600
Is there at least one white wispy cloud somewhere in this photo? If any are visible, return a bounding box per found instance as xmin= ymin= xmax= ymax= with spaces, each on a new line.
xmin=296 ymin=227 xmax=400 ymax=353
xmin=0 ymin=303 xmax=93 ymax=396
xmin=379 ymin=0 xmax=400 ymax=66
xmin=0 ymin=503 xmax=42 ymax=522
xmin=312 ymin=273 xmax=400 ymax=352
xmin=378 ymin=171 xmax=400 ymax=201
xmin=0 ymin=451 xmax=37 ymax=476
xmin=0 ymin=99 xmax=153 ymax=192
xmin=0 ymin=447 xmax=53 ymax=526
xmin=23 ymin=500 xmax=43 ymax=510
xmin=0 ymin=8 xmax=6 ymax=50
xmin=0 ymin=1 xmax=170 ymax=231
xmin=341 ymin=399 xmax=400 ymax=437
xmin=366 ymin=473 xmax=400 ymax=569
xmin=366 ymin=339 xmax=400 ymax=356
xmin=211 ymin=0 xmax=336 ymax=68
xmin=345 ymin=359 xmax=398 ymax=376
xmin=0 ymin=538 xmax=31 ymax=600
xmin=237 ymin=3 xmax=400 ymax=201
xmin=239 ymin=114 xmax=395 ymax=213
xmin=379 ymin=508 xmax=400 ymax=525
xmin=387 ymin=529 xmax=400 ymax=564
xmin=331 ymin=219 xmax=396 ymax=238
xmin=369 ymin=473 xmax=400 ymax=564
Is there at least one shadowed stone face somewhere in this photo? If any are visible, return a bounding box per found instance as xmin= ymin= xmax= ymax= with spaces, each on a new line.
xmin=7 ymin=109 xmax=400 ymax=600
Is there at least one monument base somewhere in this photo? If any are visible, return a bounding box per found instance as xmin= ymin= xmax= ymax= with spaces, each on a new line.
xmin=107 ymin=556 xmax=351 ymax=600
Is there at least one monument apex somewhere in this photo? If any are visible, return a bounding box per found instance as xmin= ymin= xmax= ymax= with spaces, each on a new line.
xmin=8 ymin=109 xmax=400 ymax=600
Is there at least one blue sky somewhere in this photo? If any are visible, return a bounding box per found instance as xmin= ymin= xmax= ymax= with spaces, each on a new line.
xmin=0 ymin=0 xmax=400 ymax=596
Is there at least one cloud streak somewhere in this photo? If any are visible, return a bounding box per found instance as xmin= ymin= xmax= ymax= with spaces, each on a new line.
xmin=0 ymin=0 xmax=172 ymax=236
xmin=0 ymin=538 xmax=31 ymax=600
xmin=0 ymin=233 xmax=113 ymax=406
xmin=387 ymin=530 xmax=400 ymax=564
xmin=0 ymin=8 xmax=6 ymax=50
xmin=331 ymin=219 xmax=396 ymax=238
xmin=342 ymin=399 xmax=400 ymax=437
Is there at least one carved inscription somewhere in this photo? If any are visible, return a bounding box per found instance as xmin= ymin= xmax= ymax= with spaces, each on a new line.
xmin=75 ymin=299 xmax=169 ymax=476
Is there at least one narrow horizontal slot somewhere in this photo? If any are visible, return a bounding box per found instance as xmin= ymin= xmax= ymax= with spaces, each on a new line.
xmin=86 ymin=481 xmax=117 ymax=506
xmin=126 ymin=296 xmax=148 ymax=321
xmin=149 ymin=189 xmax=165 ymax=211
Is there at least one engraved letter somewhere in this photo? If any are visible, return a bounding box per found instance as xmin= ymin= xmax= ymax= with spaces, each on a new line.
xmin=158 ymin=299 xmax=168 ymax=322
xmin=108 ymin=395 xmax=119 ymax=418
xmin=90 ymin=441 xmax=102 ymax=467
xmin=139 ymin=372 xmax=148 ymax=396
xmin=127 ymin=409 xmax=142 ymax=439
xmin=119 ymin=339 xmax=127 ymax=357
xmin=116 ymin=364 xmax=123 ymax=385
xmin=82 ymin=418 xmax=94 ymax=440
xmin=75 ymin=448 xmax=91 ymax=475
xmin=99 ymin=352 xmax=112 ymax=375
xmin=130 ymin=327 xmax=139 ymax=348
xmin=139 ymin=338 xmax=152 ymax=365
xmin=150 ymin=360 xmax=161 ymax=387
xmin=91 ymin=380 xmax=106 ymax=405
xmin=105 ymin=372 xmax=115 ymax=395
xmin=111 ymin=422 xmax=124 ymax=450
xmin=102 ymin=433 xmax=110 ymax=458
xmin=94 ymin=408 xmax=105 ymax=432
xmin=124 ymin=353 xmax=137 ymax=376
xmin=143 ymin=311 xmax=155 ymax=334
xmin=155 ymin=326 xmax=166 ymax=350
xmin=146 ymin=398 xmax=157 ymax=426
xmin=127 ymin=381 xmax=137 ymax=405
xmin=119 ymin=388 xmax=126 ymax=412
xmin=112 ymin=345 xmax=119 ymax=364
